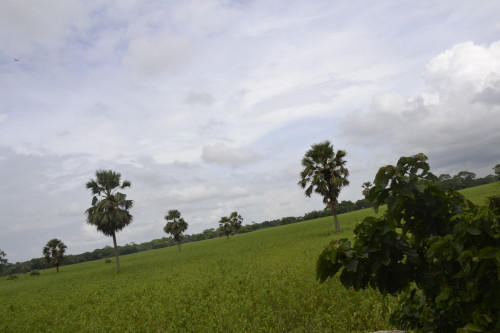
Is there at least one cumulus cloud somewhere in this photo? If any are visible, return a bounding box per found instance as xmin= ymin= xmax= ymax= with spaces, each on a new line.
xmin=123 ymin=34 xmax=191 ymax=76
xmin=342 ymin=40 xmax=500 ymax=171
xmin=201 ymin=143 xmax=261 ymax=167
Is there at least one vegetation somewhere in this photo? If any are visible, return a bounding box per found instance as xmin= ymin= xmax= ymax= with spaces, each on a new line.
xmin=438 ymin=170 xmax=497 ymax=190
xmin=494 ymin=163 xmax=500 ymax=180
xmin=299 ymin=141 xmax=349 ymax=233
xmin=43 ymin=238 xmax=67 ymax=273
xmin=317 ymin=154 xmax=500 ymax=332
xmin=0 ymin=180 xmax=497 ymax=331
xmin=0 ymin=250 xmax=6 ymax=272
xmin=217 ymin=211 xmax=244 ymax=239
xmin=228 ymin=211 xmax=243 ymax=234
xmin=163 ymin=209 xmax=189 ymax=251
xmin=0 ymin=209 xmax=396 ymax=332
xmin=85 ymin=170 xmax=134 ymax=273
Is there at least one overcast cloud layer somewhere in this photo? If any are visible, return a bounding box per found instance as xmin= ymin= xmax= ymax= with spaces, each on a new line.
xmin=1 ymin=0 xmax=499 ymax=262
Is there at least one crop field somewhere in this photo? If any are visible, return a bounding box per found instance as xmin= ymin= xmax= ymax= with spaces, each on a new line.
xmin=1 ymin=182 xmax=498 ymax=332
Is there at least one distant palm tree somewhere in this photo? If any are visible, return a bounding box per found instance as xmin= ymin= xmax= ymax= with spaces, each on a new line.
xmin=43 ymin=239 xmax=67 ymax=272
xmin=218 ymin=216 xmax=233 ymax=239
xmin=299 ymin=141 xmax=349 ymax=233
xmin=85 ymin=170 xmax=133 ymax=273
xmin=228 ymin=211 xmax=243 ymax=234
xmin=163 ymin=210 xmax=189 ymax=251
xmin=0 ymin=250 xmax=7 ymax=272
xmin=362 ymin=182 xmax=372 ymax=199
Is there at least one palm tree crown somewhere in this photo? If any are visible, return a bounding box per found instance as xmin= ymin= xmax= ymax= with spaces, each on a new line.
xmin=299 ymin=141 xmax=349 ymax=232
xmin=43 ymin=238 xmax=67 ymax=272
xmin=85 ymin=170 xmax=133 ymax=236
xmin=164 ymin=209 xmax=188 ymax=250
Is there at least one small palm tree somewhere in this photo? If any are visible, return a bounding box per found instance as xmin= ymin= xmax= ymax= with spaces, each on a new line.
xmin=163 ymin=209 xmax=189 ymax=251
xmin=228 ymin=211 xmax=243 ymax=234
xmin=362 ymin=182 xmax=372 ymax=199
xmin=43 ymin=239 xmax=67 ymax=272
xmin=85 ymin=170 xmax=133 ymax=273
xmin=0 ymin=250 xmax=7 ymax=272
xmin=218 ymin=216 xmax=233 ymax=239
xmin=299 ymin=141 xmax=349 ymax=233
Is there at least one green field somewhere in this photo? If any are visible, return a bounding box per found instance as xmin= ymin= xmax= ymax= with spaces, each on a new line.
xmin=1 ymin=182 xmax=498 ymax=332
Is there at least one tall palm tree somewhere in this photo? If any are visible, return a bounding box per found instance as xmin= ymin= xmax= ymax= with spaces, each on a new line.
xmin=163 ymin=209 xmax=189 ymax=251
xmin=85 ymin=170 xmax=133 ymax=273
xmin=299 ymin=141 xmax=349 ymax=233
xmin=228 ymin=211 xmax=243 ymax=234
xmin=43 ymin=238 xmax=67 ymax=272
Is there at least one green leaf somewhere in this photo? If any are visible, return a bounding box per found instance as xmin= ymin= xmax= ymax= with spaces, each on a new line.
xmin=467 ymin=226 xmax=481 ymax=236
xmin=462 ymin=323 xmax=484 ymax=332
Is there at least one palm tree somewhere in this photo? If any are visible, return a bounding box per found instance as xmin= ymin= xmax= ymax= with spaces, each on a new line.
xmin=298 ymin=141 xmax=349 ymax=233
xmin=218 ymin=216 xmax=233 ymax=239
xmin=85 ymin=170 xmax=133 ymax=273
xmin=43 ymin=239 xmax=67 ymax=272
xmin=163 ymin=209 xmax=189 ymax=251
xmin=0 ymin=250 xmax=7 ymax=272
xmin=362 ymin=182 xmax=372 ymax=199
xmin=228 ymin=211 xmax=243 ymax=234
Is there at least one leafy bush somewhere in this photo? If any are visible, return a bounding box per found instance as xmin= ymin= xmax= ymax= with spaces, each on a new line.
xmin=317 ymin=154 xmax=499 ymax=332
xmin=104 ymin=259 xmax=112 ymax=264
xmin=29 ymin=270 xmax=40 ymax=276
xmin=7 ymin=274 xmax=18 ymax=280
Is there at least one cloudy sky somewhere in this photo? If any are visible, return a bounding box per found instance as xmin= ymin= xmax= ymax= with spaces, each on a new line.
xmin=1 ymin=0 xmax=499 ymax=262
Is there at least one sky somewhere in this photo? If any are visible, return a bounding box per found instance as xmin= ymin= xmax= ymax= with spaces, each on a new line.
xmin=1 ymin=0 xmax=499 ymax=262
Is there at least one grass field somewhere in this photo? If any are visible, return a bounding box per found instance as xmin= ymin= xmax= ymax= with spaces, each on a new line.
xmin=1 ymin=182 xmax=498 ymax=332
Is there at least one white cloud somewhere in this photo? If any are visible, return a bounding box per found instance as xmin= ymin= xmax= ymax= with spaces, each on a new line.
xmin=342 ymin=40 xmax=500 ymax=171
xmin=201 ymin=143 xmax=261 ymax=167
xmin=123 ymin=34 xmax=191 ymax=76
xmin=167 ymin=184 xmax=220 ymax=203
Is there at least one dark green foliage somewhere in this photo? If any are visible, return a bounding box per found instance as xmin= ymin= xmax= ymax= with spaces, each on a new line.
xmin=164 ymin=209 xmax=189 ymax=251
xmin=228 ymin=211 xmax=243 ymax=234
xmin=299 ymin=141 xmax=349 ymax=232
xmin=438 ymin=168 xmax=497 ymax=190
xmin=218 ymin=216 xmax=233 ymax=239
xmin=494 ymin=164 xmax=500 ymax=180
xmin=85 ymin=170 xmax=133 ymax=273
xmin=29 ymin=270 xmax=40 ymax=276
xmin=317 ymin=153 xmax=500 ymax=333
xmin=217 ymin=212 xmax=244 ymax=239
xmin=7 ymin=274 xmax=18 ymax=280
xmin=0 ymin=250 xmax=7 ymax=272
xmin=43 ymin=238 xmax=67 ymax=273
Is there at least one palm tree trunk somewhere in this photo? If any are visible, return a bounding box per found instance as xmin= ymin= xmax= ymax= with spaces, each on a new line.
xmin=112 ymin=231 xmax=120 ymax=273
xmin=333 ymin=212 xmax=341 ymax=233
xmin=177 ymin=240 xmax=181 ymax=251
xmin=330 ymin=201 xmax=341 ymax=233
xmin=56 ymin=264 xmax=59 ymax=273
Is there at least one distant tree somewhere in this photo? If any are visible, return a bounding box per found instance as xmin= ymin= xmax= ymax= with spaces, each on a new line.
xmin=218 ymin=216 xmax=233 ymax=239
xmin=163 ymin=209 xmax=189 ymax=251
xmin=228 ymin=211 xmax=243 ymax=234
xmin=43 ymin=239 xmax=67 ymax=272
xmin=298 ymin=141 xmax=349 ymax=232
xmin=362 ymin=182 xmax=372 ymax=199
xmin=0 ymin=250 xmax=7 ymax=272
xmin=85 ymin=170 xmax=133 ymax=273
xmin=494 ymin=164 xmax=500 ymax=180
xmin=454 ymin=170 xmax=476 ymax=189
